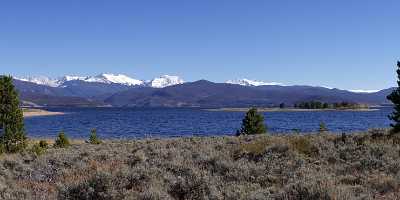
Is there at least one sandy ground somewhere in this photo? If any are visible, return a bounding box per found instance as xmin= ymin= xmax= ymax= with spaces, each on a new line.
xmin=22 ymin=108 xmax=65 ymax=117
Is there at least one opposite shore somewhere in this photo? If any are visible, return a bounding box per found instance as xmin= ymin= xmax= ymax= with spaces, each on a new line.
xmin=206 ymin=107 xmax=380 ymax=112
xmin=22 ymin=108 xmax=65 ymax=117
xmin=20 ymin=107 xmax=379 ymax=118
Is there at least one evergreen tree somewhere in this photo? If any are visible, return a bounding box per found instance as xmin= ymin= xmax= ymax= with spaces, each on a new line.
xmin=237 ymin=108 xmax=267 ymax=135
xmin=0 ymin=76 xmax=27 ymax=152
xmin=319 ymin=122 xmax=328 ymax=133
xmin=315 ymin=101 xmax=322 ymax=109
xmin=387 ymin=61 xmax=400 ymax=134
xmin=89 ymin=128 xmax=101 ymax=144
xmin=54 ymin=131 xmax=70 ymax=148
xmin=310 ymin=101 xmax=316 ymax=109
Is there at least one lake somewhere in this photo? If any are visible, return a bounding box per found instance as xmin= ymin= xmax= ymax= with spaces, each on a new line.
xmin=24 ymin=107 xmax=393 ymax=139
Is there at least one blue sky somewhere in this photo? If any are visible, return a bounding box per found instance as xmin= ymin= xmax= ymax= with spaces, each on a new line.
xmin=0 ymin=0 xmax=399 ymax=90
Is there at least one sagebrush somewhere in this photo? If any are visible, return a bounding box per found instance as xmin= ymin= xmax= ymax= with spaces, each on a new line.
xmin=0 ymin=129 xmax=399 ymax=199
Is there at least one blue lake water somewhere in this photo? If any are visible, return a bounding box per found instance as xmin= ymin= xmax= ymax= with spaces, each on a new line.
xmin=24 ymin=107 xmax=393 ymax=139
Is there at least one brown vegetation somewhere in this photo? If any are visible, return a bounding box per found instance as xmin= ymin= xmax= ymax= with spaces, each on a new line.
xmin=0 ymin=129 xmax=399 ymax=199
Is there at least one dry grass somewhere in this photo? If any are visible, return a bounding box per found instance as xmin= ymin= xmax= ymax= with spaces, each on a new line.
xmin=0 ymin=129 xmax=400 ymax=199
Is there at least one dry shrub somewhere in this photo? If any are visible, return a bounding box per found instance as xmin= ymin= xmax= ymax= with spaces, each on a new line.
xmin=369 ymin=175 xmax=400 ymax=194
xmin=233 ymin=137 xmax=271 ymax=161
xmin=59 ymin=169 xmax=151 ymax=200
xmin=278 ymin=182 xmax=331 ymax=200
xmin=167 ymin=174 xmax=210 ymax=200
xmin=392 ymin=135 xmax=400 ymax=146
xmin=339 ymin=175 xmax=363 ymax=185
xmin=289 ymin=136 xmax=319 ymax=157
xmin=0 ymin=130 xmax=399 ymax=199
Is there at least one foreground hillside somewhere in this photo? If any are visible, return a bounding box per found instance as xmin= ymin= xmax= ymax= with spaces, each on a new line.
xmin=1 ymin=130 xmax=400 ymax=199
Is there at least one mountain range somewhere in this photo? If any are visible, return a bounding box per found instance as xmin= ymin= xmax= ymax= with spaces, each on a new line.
xmin=16 ymin=74 xmax=184 ymax=88
xmin=12 ymin=74 xmax=393 ymax=107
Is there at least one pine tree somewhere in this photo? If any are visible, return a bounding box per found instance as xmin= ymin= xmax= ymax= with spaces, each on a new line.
xmin=237 ymin=108 xmax=267 ymax=135
xmin=0 ymin=76 xmax=27 ymax=152
xmin=89 ymin=128 xmax=101 ymax=144
xmin=387 ymin=61 xmax=400 ymax=134
xmin=54 ymin=131 xmax=70 ymax=148
xmin=319 ymin=122 xmax=328 ymax=133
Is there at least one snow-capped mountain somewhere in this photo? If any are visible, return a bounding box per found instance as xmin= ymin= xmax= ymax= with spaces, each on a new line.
xmin=15 ymin=76 xmax=61 ymax=87
xmin=349 ymin=89 xmax=380 ymax=93
xmin=226 ymin=79 xmax=283 ymax=87
xmin=148 ymin=75 xmax=184 ymax=88
xmin=84 ymin=74 xmax=144 ymax=86
xmin=225 ymin=79 xmax=384 ymax=93
xmin=16 ymin=73 xmax=145 ymax=87
xmin=59 ymin=75 xmax=88 ymax=82
xmin=15 ymin=74 xmax=184 ymax=88
xmin=14 ymin=75 xmax=384 ymax=93
xmin=12 ymin=75 xmax=391 ymax=107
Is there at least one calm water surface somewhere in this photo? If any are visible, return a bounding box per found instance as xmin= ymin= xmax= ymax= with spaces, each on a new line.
xmin=24 ymin=107 xmax=393 ymax=139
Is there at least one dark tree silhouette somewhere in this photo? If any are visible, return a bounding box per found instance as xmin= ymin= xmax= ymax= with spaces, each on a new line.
xmin=237 ymin=108 xmax=267 ymax=135
xmin=387 ymin=61 xmax=400 ymax=134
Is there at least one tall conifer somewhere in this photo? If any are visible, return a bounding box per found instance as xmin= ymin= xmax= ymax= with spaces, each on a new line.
xmin=387 ymin=61 xmax=400 ymax=134
xmin=0 ymin=76 xmax=27 ymax=152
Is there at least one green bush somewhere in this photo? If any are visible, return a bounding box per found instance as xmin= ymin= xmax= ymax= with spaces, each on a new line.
xmin=89 ymin=129 xmax=101 ymax=145
xmin=30 ymin=140 xmax=49 ymax=156
xmin=54 ymin=132 xmax=70 ymax=148
xmin=39 ymin=140 xmax=49 ymax=148
xmin=30 ymin=143 xmax=46 ymax=156
xmin=0 ymin=143 xmax=4 ymax=155
xmin=237 ymin=108 xmax=267 ymax=135
xmin=319 ymin=122 xmax=328 ymax=133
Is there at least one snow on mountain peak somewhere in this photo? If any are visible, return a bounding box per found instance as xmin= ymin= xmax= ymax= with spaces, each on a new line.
xmin=15 ymin=74 xmax=145 ymax=87
xmin=226 ymin=79 xmax=283 ymax=87
xmin=349 ymin=89 xmax=380 ymax=93
xmin=85 ymin=73 xmax=144 ymax=86
xmin=61 ymin=75 xmax=88 ymax=82
xmin=149 ymin=75 xmax=184 ymax=88
xmin=13 ymin=74 xmax=384 ymax=93
xmin=15 ymin=76 xmax=61 ymax=87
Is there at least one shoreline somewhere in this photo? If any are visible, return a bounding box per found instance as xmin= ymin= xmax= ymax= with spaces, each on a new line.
xmin=27 ymin=128 xmax=390 ymax=141
xmin=205 ymin=107 xmax=379 ymax=112
xmin=22 ymin=108 xmax=65 ymax=117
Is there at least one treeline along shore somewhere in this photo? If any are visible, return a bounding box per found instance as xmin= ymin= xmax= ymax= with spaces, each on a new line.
xmin=207 ymin=101 xmax=376 ymax=112
xmin=207 ymin=107 xmax=377 ymax=112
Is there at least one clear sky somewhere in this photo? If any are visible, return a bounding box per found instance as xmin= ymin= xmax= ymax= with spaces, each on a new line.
xmin=0 ymin=0 xmax=399 ymax=90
